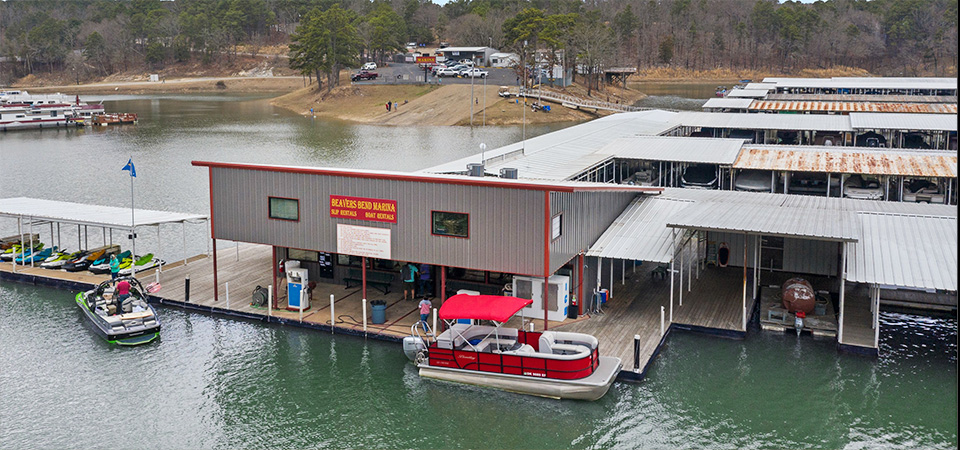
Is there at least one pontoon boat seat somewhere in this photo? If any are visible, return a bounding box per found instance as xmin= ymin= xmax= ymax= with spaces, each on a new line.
xmin=539 ymin=331 xmax=592 ymax=357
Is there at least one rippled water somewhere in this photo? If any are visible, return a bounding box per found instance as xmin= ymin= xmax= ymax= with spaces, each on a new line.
xmin=1 ymin=93 xmax=956 ymax=449
xmin=0 ymin=283 xmax=955 ymax=449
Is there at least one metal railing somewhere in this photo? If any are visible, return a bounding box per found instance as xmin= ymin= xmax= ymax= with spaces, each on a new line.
xmin=511 ymin=87 xmax=651 ymax=113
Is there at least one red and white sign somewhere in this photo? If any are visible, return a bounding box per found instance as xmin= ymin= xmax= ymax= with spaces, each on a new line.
xmin=330 ymin=195 xmax=397 ymax=223
xmin=337 ymin=224 xmax=391 ymax=259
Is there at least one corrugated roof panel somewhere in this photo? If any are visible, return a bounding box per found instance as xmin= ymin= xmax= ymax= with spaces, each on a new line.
xmin=586 ymin=196 xmax=691 ymax=263
xmin=765 ymin=93 xmax=956 ymax=104
xmin=726 ymin=89 xmax=771 ymax=98
xmin=665 ymin=201 xmax=859 ymax=241
xmin=848 ymin=113 xmax=958 ymax=131
xmin=676 ymin=111 xmax=854 ymax=131
xmin=846 ymin=212 xmax=957 ymax=291
xmin=733 ymin=145 xmax=958 ymax=177
xmin=761 ymin=77 xmax=958 ymax=91
xmin=702 ymin=98 xmax=755 ymax=109
xmin=594 ymin=136 xmax=746 ymax=165
xmin=749 ymin=101 xmax=957 ymax=114
xmin=0 ymin=197 xmax=207 ymax=228
xmin=422 ymin=110 xmax=680 ymax=177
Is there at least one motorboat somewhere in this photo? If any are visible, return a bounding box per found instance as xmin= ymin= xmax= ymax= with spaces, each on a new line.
xmin=75 ymin=276 xmax=161 ymax=346
xmin=788 ymin=172 xmax=840 ymax=197
xmin=902 ymin=179 xmax=946 ymax=203
xmin=734 ymin=170 xmax=774 ymax=192
xmin=843 ymin=175 xmax=884 ymax=200
xmin=681 ymin=164 xmax=719 ymax=189
xmin=402 ymin=294 xmax=621 ymax=401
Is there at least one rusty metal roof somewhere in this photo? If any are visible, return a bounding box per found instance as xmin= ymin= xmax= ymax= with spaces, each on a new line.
xmin=765 ymin=93 xmax=957 ymax=104
xmin=733 ymin=145 xmax=958 ymax=177
xmin=749 ymin=101 xmax=957 ymax=114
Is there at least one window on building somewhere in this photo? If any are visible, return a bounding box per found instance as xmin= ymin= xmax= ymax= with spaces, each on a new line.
xmin=551 ymin=213 xmax=562 ymax=240
xmin=432 ymin=211 xmax=469 ymax=238
xmin=269 ymin=197 xmax=299 ymax=221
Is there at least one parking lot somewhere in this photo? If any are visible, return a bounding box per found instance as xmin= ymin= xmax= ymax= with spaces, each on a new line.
xmin=350 ymin=62 xmax=520 ymax=87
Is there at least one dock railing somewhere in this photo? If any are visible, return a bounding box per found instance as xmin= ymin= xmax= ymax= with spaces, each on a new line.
xmin=511 ymin=87 xmax=660 ymax=113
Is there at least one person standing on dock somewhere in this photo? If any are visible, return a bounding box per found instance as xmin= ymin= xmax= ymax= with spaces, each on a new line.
xmin=109 ymin=254 xmax=120 ymax=280
xmin=401 ymin=262 xmax=419 ymax=300
xmin=418 ymin=297 xmax=432 ymax=335
xmin=418 ymin=264 xmax=432 ymax=298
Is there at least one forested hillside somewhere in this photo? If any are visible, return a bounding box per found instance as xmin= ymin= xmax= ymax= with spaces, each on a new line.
xmin=1 ymin=0 xmax=956 ymax=83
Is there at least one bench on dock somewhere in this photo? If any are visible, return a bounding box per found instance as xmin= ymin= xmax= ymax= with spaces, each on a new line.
xmin=444 ymin=280 xmax=504 ymax=297
xmin=344 ymin=268 xmax=395 ymax=294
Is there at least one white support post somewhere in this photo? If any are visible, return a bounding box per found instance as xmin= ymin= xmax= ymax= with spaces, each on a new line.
xmin=609 ymin=258 xmax=613 ymax=301
xmin=621 ymin=259 xmax=625 ymax=285
xmin=742 ymin=233 xmax=748 ymax=331
xmin=329 ymin=293 xmax=335 ymax=332
xmin=669 ymin=230 xmax=675 ymax=323
xmin=687 ymin=238 xmax=691 ymax=292
xmin=155 ymin=268 xmax=160 ymax=285
xmin=29 ymin=218 xmax=34 ymax=267
xmin=432 ymin=308 xmax=438 ymax=337
xmin=679 ymin=244 xmax=683 ymax=306
xmin=156 ymin=226 xmax=162 ymax=273
xmin=182 ymin=222 xmax=188 ymax=266
xmin=660 ymin=306 xmax=665 ymax=337
xmin=838 ymin=244 xmax=847 ymax=343
xmin=225 ymin=282 xmax=230 ymax=309
xmin=753 ymin=235 xmax=759 ymax=300
xmin=362 ymin=298 xmax=367 ymax=334
xmin=268 ymin=285 xmax=273 ymax=316
xmin=873 ymin=287 xmax=880 ymax=348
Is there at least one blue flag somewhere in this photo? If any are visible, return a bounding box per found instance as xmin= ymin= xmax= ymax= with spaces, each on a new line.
xmin=122 ymin=158 xmax=136 ymax=177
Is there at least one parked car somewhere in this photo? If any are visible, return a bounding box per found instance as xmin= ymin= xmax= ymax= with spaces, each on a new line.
xmin=351 ymin=70 xmax=379 ymax=82
xmin=902 ymin=179 xmax=945 ymax=203
xmin=461 ymin=68 xmax=489 ymax=78
xmin=734 ymin=170 xmax=774 ymax=192
xmin=842 ymin=175 xmax=884 ymax=200
xmin=436 ymin=66 xmax=464 ymax=77
xmin=361 ymin=62 xmax=377 ymax=70
xmin=681 ymin=164 xmax=719 ymax=189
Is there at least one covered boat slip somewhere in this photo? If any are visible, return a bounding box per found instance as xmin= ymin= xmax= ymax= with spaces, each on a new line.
xmin=0 ymin=197 xmax=208 ymax=271
xmin=581 ymin=188 xmax=958 ymax=362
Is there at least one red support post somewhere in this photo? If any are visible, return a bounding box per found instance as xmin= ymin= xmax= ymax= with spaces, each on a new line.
xmin=543 ymin=191 xmax=551 ymax=331
xmin=212 ymin=238 xmax=218 ymax=301
xmin=272 ymin=246 xmax=278 ymax=309
xmin=440 ymin=265 xmax=447 ymax=332
xmin=578 ymin=252 xmax=584 ymax=316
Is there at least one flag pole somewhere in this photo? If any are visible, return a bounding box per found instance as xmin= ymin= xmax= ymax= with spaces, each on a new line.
xmin=129 ymin=158 xmax=136 ymax=258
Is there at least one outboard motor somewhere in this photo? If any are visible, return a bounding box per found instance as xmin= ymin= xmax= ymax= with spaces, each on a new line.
xmin=402 ymin=336 xmax=427 ymax=362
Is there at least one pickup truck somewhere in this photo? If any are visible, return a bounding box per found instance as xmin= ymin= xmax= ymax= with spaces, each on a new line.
xmin=351 ymin=70 xmax=379 ymax=82
xmin=461 ymin=68 xmax=489 ymax=78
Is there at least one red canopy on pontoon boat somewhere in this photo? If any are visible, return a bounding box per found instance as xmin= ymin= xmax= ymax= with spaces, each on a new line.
xmin=438 ymin=294 xmax=533 ymax=323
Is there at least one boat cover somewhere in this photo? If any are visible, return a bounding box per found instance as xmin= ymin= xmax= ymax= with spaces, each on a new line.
xmin=438 ymin=294 xmax=533 ymax=322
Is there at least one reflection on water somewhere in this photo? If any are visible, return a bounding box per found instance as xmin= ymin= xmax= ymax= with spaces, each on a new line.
xmin=0 ymin=284 xmax=955 ymax=449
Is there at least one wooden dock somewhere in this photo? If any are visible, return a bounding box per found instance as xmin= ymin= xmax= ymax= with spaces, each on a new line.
xmin=556 ymin=263 xmax=758 ymax=379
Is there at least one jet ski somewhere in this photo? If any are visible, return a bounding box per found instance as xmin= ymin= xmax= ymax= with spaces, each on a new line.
xmin=41 ymin=249 xmax=87 ymax=269
xmin=89 ymin=250 xmax=131 ymax=274
xmin=17 ymin=246 xmax=54 ymax=264
xmin=63 ymin=245 xmax=119 ymax=272
xmin=1 ymin=241 xmax=44 ymax=261
xmin=119 ymin=253 xmax=165 ymax=275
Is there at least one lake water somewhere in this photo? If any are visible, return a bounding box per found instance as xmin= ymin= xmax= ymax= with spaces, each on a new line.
xmin=0 ymin=92 xmax=956 ymax=449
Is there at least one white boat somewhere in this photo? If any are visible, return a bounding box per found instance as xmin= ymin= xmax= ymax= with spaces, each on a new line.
xmin=0 ymin=103 xmax=77 ymax=130
xmin=403 ymin=294 xmax=621 ymax=401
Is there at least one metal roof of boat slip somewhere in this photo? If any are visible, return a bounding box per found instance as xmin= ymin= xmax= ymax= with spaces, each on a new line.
xmin=0 ymin=197 xmax=207 ymax=228
xmin=675 ymin=111 xmax=854 ymax=131
xmin=701 ymin=98 xmax=754 ymax=109
xmin=421 ymin=110 xmax=680 ymax=179
xmin=761 ymin=77 xmax=958 ymax=91
xmin=725 ymin=89 xmax=771 ymax=98
xmin=734 ymin=145 xmax=958 ymax=177
xmin=847 ymin=212 xmax=957 ymax=291
xmin=596 ymin=136 xmax=746 ymax=165
xmin=848 ymin=113 xmax=958 ymax=131
xmin=666 ymin=201 xmax=860 ymax=242
xmin=749 ymin=101 xmax=957 ymax=114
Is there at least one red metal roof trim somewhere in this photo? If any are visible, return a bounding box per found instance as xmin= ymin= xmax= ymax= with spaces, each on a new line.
xmin=192 ymin=161 xmax=663 ymax=193
xmin=438 ymin=294 xmax=533 ymax=322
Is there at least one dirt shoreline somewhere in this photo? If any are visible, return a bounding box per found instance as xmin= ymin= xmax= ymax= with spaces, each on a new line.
xmin=21 ymin=76 xmax=305 ymax=95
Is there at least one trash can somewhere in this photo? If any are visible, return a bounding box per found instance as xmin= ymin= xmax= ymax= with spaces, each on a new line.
xmin=371 ymin=301 xmax=386 ymax=324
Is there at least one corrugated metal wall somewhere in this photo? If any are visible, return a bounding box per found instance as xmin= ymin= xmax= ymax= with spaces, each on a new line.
xmin=549 ymin=191 xmax=637 ymax=273
xmin=210 ymin=167 xmax=546 ymax=276
xmin=710 ymin=231 xmax=838 ymax=275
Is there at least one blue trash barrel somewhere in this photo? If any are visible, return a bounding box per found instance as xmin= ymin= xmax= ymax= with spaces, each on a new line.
xmin=371 ymin=302 xmax=387 ymax=324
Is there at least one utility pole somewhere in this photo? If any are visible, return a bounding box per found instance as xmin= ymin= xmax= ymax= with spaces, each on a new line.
xmin=470 ymin=55 xmax=476 ymax=126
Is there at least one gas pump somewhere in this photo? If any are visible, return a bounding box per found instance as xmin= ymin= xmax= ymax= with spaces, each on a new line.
xmin=285 ymin=260 xmax=310 ymax=311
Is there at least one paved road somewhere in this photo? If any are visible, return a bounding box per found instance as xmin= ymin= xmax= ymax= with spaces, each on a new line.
xmin=350 ymin=62 xmax=520 ymax=87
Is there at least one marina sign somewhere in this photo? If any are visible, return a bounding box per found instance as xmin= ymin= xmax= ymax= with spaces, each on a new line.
xmin=415 ymin=56 xmax=436 ymax=64
xmin=330 ymin=195 xmax=397 ymax=223
xmin=337 ymin=224 xmax=391 ymax=259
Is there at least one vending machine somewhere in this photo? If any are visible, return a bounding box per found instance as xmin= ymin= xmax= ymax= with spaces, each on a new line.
xmin=285 ymin=260 xmax=310 ymax=311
